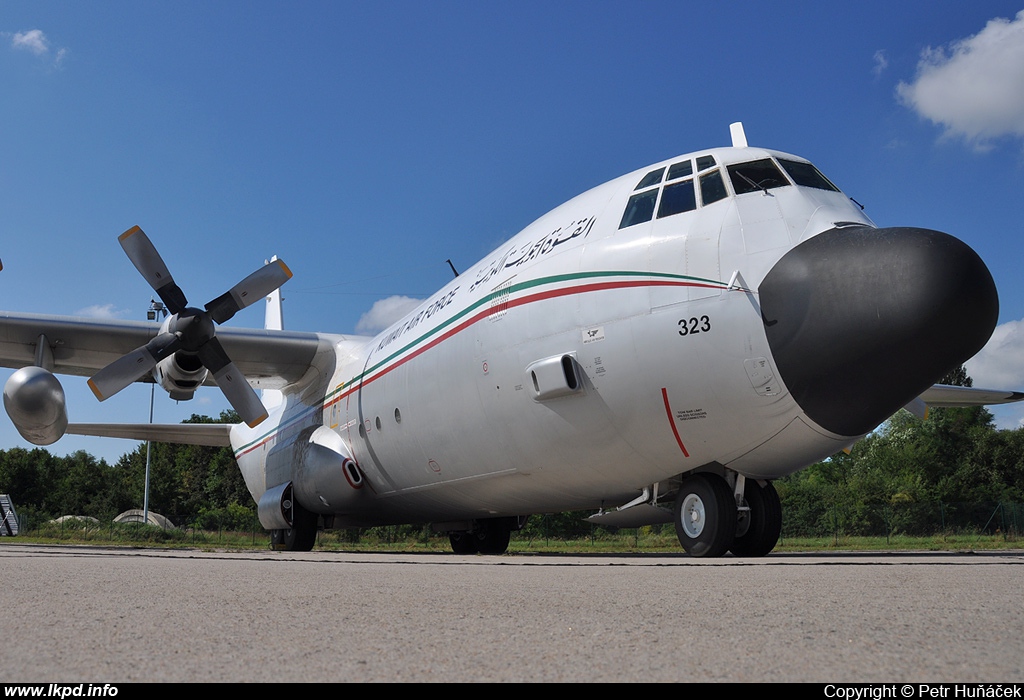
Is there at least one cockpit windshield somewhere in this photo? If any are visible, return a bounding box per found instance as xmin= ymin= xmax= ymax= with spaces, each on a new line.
xmin=777 ymin=159 xmax=840 ymax=192
xmin=727 ymin=159 xmax=789 ymax=195
xmin=617 ymin=153 xmax=843 ymax=230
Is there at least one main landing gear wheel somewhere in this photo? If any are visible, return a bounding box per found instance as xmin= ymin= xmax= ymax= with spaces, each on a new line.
xmin=449 ymin=531 xmax=478 ymax=554
xmin=448 ymin=520 xmax=513 ymax=555
xmin=475 ymin=521 xmax=511 ymax=555
xmin=271 ymin=502 xmax=318 ymax=552
xmin=674 ymin=473 xmax=737 ymax=558
xmin=730 ymin=480 xmax=781 ymax=557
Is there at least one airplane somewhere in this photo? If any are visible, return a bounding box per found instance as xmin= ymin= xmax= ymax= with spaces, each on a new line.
xmin=2 ymin=122 xmax=1021 ymax=557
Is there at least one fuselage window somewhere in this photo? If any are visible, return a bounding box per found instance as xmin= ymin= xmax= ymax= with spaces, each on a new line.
xmin=619 ymin=189 xmax=659 ymax=228
xmin=634 ymin=168 xmax=666 ymax=191
xmin=667 ymin=160 xmax=693 ymax=181
xmin=777 ymin=159 xmax=840 ymax=192
xmin=657 ymin=179 xmax=696 ymax=218
xmin=696 ymin=155 xmax=717 ymax=171
xmin=728 ymin=159 xmax=791 ymax=195
xmin=700 ymin=170 xmax=727 ymax=206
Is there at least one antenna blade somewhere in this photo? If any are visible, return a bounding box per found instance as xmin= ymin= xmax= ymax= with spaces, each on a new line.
xmin=730 ymin=122 xmax=748 ymax=148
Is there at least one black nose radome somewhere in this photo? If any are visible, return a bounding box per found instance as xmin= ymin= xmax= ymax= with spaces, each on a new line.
xmin=760 ymin=226 xmax=998 ymax=437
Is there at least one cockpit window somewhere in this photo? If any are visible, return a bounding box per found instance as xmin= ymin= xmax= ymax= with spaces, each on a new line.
xmin=634 ymin=168 xmax=665 ymax=191
xmin=618 ymin=157 xmax=730 ymax=228
xmin=619 ymin=189 xmax=659 ymax=228
xmin=667 ymin=160 xmax=693 ymax=181
xmin=728 ymin=159 xmax=790 ymax=195
xmin=777 ymin=159 xmax=840 ymax=192
xmin=658 ymin=179 xmax=696 ymax=218
xmin=700 ymin=170 xmax=727 ymax=206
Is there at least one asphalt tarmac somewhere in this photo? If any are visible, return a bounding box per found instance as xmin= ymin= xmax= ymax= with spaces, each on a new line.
xmin=1 ymin=545 xmax=1022 ymax=683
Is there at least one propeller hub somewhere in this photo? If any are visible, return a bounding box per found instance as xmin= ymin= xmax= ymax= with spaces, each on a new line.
xmin=171 ymin=308 xmax=216 ymax=349
xmin=89 ymin=226 xmax=290 ymax=428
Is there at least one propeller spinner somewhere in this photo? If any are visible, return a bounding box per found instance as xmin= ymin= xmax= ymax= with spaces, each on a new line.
xmin=88 ymin=226 xmax=292 ymax=428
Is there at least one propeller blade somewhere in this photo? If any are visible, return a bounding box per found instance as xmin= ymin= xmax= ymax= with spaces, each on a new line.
xmin=88 ymin=333 xmax=181 ymax=401
xmin=119 ymin=226 xmax=188 ymax=314
xmin=205 ymin=258 xmax=293 ymax=324
xmin=197 ymin=338 xmax=268 ymax=428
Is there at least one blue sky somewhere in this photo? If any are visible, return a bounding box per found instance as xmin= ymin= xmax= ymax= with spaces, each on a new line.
xmin=2 ymin=1 xmax=1024 ymax=463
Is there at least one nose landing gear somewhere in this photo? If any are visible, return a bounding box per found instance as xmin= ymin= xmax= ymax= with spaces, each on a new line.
xmin=673 ymin=472 xmax=780 ymax=558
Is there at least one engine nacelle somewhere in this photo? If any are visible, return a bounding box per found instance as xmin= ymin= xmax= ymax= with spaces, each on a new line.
xmin=293 ymin=426 xmax=366 ymax=514
xmin=3 ymin=366 xmax=68 ymax=446
xmin=154 ymin=351 xmax=209 ymax=401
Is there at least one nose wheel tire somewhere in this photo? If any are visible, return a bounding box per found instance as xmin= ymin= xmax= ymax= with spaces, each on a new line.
xmin=729 ymin=479 xmax=781 ymax=557
xmin=674 ymin=473 xmax=736 ymax=557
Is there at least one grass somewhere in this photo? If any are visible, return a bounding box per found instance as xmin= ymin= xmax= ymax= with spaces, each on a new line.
xmin=4 ymin=522 xmax=1021 ymax=554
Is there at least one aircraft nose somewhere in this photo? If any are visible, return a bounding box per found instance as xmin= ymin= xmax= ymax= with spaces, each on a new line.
xmin=759 ymin=226 xmax=998 ymax=437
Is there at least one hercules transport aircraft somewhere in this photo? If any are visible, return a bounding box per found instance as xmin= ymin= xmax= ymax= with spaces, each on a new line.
xmin=2 ymin=123 xmax=1020 ymax=556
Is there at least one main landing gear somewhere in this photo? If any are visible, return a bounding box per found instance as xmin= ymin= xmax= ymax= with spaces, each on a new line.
xmin=447 ymin=516 xmax=522 ymax=554
xmin=270 ymin=500 xmax=318 ymax=552
xmin=673 ymin=473 xmax=781 ymax=558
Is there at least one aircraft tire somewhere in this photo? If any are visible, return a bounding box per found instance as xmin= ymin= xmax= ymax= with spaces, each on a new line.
xmin=475 ymin=522 xmax=511 ymax=555
xmin=674 ymin=473 xmax=736 ymax=557
xmin=279 ymin=503 xmax=318 ymax=552
xmin=449 ymin=531 xmax=479 ymax=554
xmin=729 ymin=480 xmax=781 ymax=557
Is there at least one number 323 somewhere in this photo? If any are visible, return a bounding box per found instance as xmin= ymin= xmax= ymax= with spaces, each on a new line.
xmin=678 ymin=315 xmax=711 ymax=336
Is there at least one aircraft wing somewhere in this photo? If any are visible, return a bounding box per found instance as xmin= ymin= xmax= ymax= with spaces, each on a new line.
xmin=918 ymin=384 xmax=1024 ymax=408
xmin=66 ymin=422 xmax=233 ymax=446
xmin=0 ymin=311 xmax=323 ymax=389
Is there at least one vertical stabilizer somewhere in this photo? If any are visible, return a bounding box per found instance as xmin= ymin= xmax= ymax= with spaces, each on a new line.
xmin=263 ymin=256 xmax=285 ymax=409
xmin=265 ymin=256 xmax=284 ymax=331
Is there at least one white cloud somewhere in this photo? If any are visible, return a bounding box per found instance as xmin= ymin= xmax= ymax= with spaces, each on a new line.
xmin=11 ymin=29 xmax=49 ymax=55
xmin=872 ymin=49 xmax=888 ymax=76
xmin=355 ymin=295 xmax=424 ymax=334
xmin=963 ymin=318 xmax=1024 ymax=430
xmin=987 ymin=402 xmax=1024 ymax=431
xmin=76 ymin=304 xmax=130 ymax=320
xmin=965 ymin=318 xmax=1024 ymax=389
xmin=896 ymin=10 xmax=1024 ymax=149
xmin=8 ymin=29 xmax=68 ymax=68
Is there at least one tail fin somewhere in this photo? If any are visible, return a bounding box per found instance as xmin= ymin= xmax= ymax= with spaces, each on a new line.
xmin=265 ymin=256 xmax=284 ymax=331
xmin=262 ymin=256 xmax=285 ymax=409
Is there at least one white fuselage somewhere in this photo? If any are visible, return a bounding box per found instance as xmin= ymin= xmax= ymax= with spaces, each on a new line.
xmin=233 ymin=146 xmax=872 ymax=525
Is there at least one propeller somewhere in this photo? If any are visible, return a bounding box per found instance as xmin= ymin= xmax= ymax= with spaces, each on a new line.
xmin=88 ymin=226 xmax=292 ymax=428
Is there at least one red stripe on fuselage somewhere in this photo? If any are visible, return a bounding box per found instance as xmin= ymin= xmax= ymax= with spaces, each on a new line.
xmin=236 ymin=278 xmax=715 ymax=457
xmin=661 ymin=387 xmax=690 ymax=458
